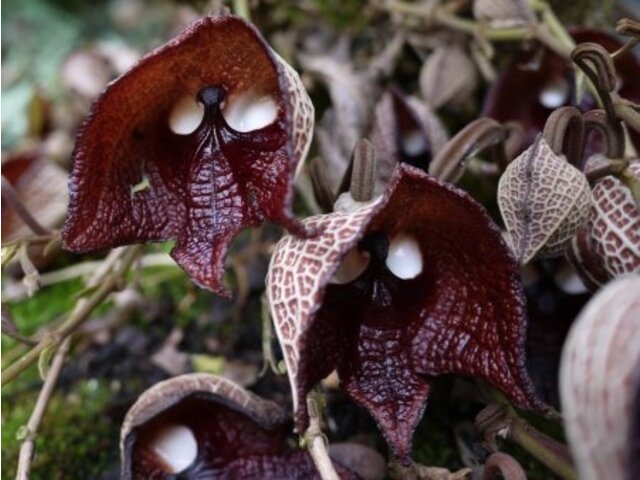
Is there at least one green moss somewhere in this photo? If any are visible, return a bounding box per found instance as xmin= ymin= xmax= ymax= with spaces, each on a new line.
xmin=2 ymin=379 xmax=116 ymax=480
xmin=2 ymin=279 xmax=83 ymax=352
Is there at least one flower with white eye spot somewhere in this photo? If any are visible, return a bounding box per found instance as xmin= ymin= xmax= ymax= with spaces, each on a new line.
xmin=120 ymin=374 xmax=367 ymax=479
xmin=267 ymin=164 xmax=545 ymax=462
xmin=63 ymin=15 xmax=315 ymax=297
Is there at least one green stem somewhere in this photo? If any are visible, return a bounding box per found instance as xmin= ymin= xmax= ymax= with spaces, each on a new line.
xmin=531 ymin=0 xmax=575 ymax=54
xmin=508 ymin=416 xmax=577 ymax=480
xmin=613 ymin=94 xmax=640 ymax=134
xmin=476 ymin=403 xmax=576 ymax=480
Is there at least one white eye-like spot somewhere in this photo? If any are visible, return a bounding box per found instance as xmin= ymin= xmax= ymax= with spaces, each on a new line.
xmin=169 ymin=95 xmax=204 ymax=135
xmin=538 ymin=77 xmax=570 ymax=109
xmin=149 ymin=424 xmax=198 ymax=474
xmin=402 ymin=130 xmax=427 ymax=156
xmin=330 ymin=248 xmax=371 ymax=284
xmin=222 ymin=94 xmax=278 ymax=132
xmin=554 ymin=263 xmax=588 ymax=295
xmin=385 ymin=234 xmax=422 ymax=280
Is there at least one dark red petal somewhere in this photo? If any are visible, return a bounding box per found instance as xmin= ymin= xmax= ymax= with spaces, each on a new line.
xmin=482 ymin=28 xmax=640 ymax=154
xmin=63 ymin=15 xmax=313 ymax=295
xmin=338 ymin=324 xmax=431 ymax=462
xmin=367 ymin=168 xmax=542 ymax=413
xmin=268 ymin=165 xmax=544 ymax=461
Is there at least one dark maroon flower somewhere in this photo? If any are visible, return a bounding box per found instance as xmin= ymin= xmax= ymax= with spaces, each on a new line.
xmin=483 ymin=28 xmax=640 ymax=154
xmin=266 ymin=164 xmax=545 ymax=461
xmin=63 ymin=15 xmax=314 ymax=296
xmin=120 ymin=374 xmax=361 ymax=479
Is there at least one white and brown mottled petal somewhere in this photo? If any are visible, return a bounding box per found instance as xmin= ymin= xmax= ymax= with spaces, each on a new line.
xmin=498 ymin=136 xmax=591 ymax=264
xmin=560 ymin=276 xmax=640 ymax=480
xmin=266 ymin=197 xmax=385 ymax=415
xmin=568 ymin=161 xmax=640 ymax=289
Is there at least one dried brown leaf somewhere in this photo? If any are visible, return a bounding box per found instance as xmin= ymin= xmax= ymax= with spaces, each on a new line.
xmin=472 ymin=0 xmax=535 ymax=28
xmin=419 ymin=44 xmax=479 ymax=110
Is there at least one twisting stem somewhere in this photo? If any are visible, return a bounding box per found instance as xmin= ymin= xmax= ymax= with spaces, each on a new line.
xmin=582 ymin=109 xmax=625 ymax=159
xmin=571 ymin=43 xmax=618 ymax=120
xmin=1 ymin=246 xmax=142 ymax=386
xmin=1 ymin=176 xmax=49 ymax=236
xmin=508 ymin=417 xmax=576 ymax=480
xmin=15 ymin=336 xmax=71 ymax=480
xmin=570 ymin=43 xmax=637 ymax=156
xmin=475 ymin=404 xmax=577 ymax=480
xmin=542 ymin=107 xmax=585 ymax=168
xmin=483 ymin=452 xmax=526 ymax=480
xmin=304 ymin=391 xmax=340 ymax=480
xmin=429 ymin=118 xmax=508 ymax=182
xmin=616 ymin=18 xmax=640 ymax=40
